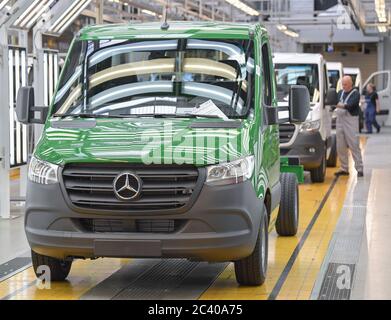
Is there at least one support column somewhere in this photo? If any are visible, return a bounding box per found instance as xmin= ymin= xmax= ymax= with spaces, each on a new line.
xmin=0 ymin=27 xmax=10 ymax=219
xmin=33 ymin=25 xmax=44 ymax=145
xmin=97 ymin=0 xmax=104 ymax=24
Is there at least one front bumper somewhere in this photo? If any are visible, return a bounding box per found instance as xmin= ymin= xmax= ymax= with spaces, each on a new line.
xmin=280 ymin=131 xmax=325 ymax=170
xmin=25 ymin=179 xmax=264 ymax=262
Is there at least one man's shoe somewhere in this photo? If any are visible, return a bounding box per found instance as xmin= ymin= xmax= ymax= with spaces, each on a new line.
xmin=358 ymin=172 xmax=364 ymax=178
xmin=335 ymin=170 xmax=349 ymax=177
xmin=377 ymin=127 xmax=381 ymax=133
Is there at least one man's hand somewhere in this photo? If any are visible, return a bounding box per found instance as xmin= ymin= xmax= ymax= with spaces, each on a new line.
xmin=336 ymin=102 xmax=345 ymax=109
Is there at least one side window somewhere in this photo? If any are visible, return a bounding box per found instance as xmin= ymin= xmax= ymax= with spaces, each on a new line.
xmin=261 ymin=43 xmax=272 ymax=106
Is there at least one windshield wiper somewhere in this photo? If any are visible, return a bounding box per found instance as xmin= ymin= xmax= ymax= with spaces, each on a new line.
xmin=53 ymin=113 xmax=224 ymax=120
xmin=118 ymin=113 xmax=223 ymax=119
xmin=53 ymin=113 xmax=139 ymax=119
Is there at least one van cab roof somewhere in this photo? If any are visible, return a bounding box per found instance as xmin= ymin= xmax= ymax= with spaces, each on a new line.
xmin=78 ymin=22 xmax=265 ymax=41
xmin=344 ymin=67 xmax=361 ymax=75
xmin=326 ymin=62 xmax=344 ymax=70
xmin=273 ymin=53 xmax=324 ymax=65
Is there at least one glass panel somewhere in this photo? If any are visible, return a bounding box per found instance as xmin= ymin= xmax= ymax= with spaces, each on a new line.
xmin=52 ymin=38 xmax=256 ymax=120
xmin=275 ymin=63 xmax=320 ymax=104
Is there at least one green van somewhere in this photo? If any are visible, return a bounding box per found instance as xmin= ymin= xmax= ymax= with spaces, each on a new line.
xmin=16 ymin=22 xmax=309 ymax=286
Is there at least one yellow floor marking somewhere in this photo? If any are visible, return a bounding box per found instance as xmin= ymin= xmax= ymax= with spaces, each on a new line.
xmin=276 ymin=175 xmax=349 ymax=300
xmin=10 ymin=168 xmax=20 ymax=181
xmin=201 ymin=136 xmax=368 ymax=300
xmin=200 ymin=168 xmax=347 ymax=300
xmin=0 ymin=258 xmax=130 ymax=300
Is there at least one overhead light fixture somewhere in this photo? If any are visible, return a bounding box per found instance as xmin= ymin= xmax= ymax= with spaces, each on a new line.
xmin=277 ymin=24 xmax=288 ymax=31
xmin=277 ymin=24 xmax=299 ymax=38
xmin=13 ymin=0 xmax=55 ymax=29
xmin=378 ymin=25 xmax=388 ymax=33
xmin=375 ymin=0 xmax=387 ymax=23
xmin=48 ymin=0 xmax=92 ymax=34
xmin=142 ymin=9 xmax=158 ymax=17
xmin=224 ymin=0 xmax=259 ymax=16
xmin=0 ymin=0 xmax=11 ymax=11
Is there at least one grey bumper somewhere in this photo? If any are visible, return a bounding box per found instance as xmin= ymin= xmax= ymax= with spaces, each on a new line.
xmin=280 ymin=131 xmax=325 ymax=169
xmin=25 ymin=180 xmax=264 ymax=262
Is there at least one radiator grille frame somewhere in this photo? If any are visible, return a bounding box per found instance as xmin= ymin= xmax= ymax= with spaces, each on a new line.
xmin=60 ymin=163 xmax=206 ymax=215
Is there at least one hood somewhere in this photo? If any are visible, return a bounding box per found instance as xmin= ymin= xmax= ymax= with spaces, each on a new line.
xmin=35 ymin=118 xmax=252 ymax=167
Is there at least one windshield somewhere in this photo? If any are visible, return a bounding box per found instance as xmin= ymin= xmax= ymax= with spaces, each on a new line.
xmin=345 ymin=73 xmax=358 ymax=87
xmin=52 ymin=38 xmax=255 ymax=120
xmin=275 ymin=63 xmax=320 ymax=104
xmin=328 ymin=70 xmax=340 ymax=89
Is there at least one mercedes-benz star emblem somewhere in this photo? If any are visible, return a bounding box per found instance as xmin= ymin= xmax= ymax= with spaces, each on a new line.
xmin=113 ymin=172 xmax=142 ymax=201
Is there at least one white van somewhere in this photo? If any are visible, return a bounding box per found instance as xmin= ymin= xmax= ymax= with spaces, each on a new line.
xmin=274 ymin=53 xmax=337 ymax=183
xmin=327 ymin=62 xmax=344 ymax=92
xmin=362 ymin=70 xmax=391 ymax=126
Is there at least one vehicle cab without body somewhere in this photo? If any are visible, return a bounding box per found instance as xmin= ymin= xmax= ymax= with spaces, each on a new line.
xmin=16 ymin=22 xmax=310 ymax=286
xmin=274 ymin=53 xmax=338 ymax=183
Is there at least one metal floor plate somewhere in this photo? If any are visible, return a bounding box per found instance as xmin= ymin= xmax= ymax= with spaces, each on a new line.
xmin=81 ymin=259 xmax=228 ymax=300
xmin=0 ymin=257 xmax=32 ymax=282
xmin=318 ymin=263 xmax=355 ymax=300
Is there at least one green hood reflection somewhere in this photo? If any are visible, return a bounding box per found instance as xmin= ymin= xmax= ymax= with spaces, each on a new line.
xmin=35 ymin=118 xmax=253 ymax=166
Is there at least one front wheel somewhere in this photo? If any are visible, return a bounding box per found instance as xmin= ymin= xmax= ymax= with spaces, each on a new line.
xmin=276 ymin=173 xmax=299 ymax=236
xmin=234 ymin=207 xmax=268 ymax=286
xmin=310 ymin=149 xmax=326 ymax=183
xmin=31 ymin=250 xmax=72 ymax=281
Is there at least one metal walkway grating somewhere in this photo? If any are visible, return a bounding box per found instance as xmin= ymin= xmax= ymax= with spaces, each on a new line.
xmin=81 ymin=259 xmax=228 ymax=300
xmin=318 ymin=263 xmax=355 ymax=300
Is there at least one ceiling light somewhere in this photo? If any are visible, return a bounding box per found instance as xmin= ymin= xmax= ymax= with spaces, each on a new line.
xmin=48 ymin=0 xmax=92 ymax=34
xmin=0 ymin=0 xmax=10 ymax=11
xmin=375 ymin=0 xmax=388 ymax=23
xmin=277 ymin=24 xmax=288 ymax=31
xmin=378 ymin=25 xmax=388 ymax=33
xmin=13 ymin=0 xmax=55 ymax=29
xmin=277 ymin=24 xmax=299 ymax=38
xmin=224 ymin=0 xmax=259 ymax=16
xmin=142 ymin=9 xmax=157 ymax=17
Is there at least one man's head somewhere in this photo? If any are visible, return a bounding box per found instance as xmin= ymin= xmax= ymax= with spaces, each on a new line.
xmin=342 ymin=76 xmax=353 ymax=92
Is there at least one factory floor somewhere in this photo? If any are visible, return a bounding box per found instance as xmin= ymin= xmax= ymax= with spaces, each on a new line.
xmin=1 ymin=128 xmax=391 ymax=300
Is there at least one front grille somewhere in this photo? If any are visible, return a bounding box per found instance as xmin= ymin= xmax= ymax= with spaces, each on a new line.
xmin=62 ymin=163 xmax=200 ymax=212
xmin=279 ymin=124 xmax=296 ymax=144
xmin=78 ymin=219 xmax=181 ymax=233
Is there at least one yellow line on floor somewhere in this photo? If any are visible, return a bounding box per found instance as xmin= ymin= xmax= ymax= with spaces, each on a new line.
xmin=201 ymin=137 xmax=368 ymax=300
xmin=0 ymin=259 xmax=130 ymax=300
xmin=276 ymin=174 xmax=350 ymax=300
xmin=200 ymin=168 xmax=347 ymax=300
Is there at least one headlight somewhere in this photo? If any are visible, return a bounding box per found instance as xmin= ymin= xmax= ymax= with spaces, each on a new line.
xmin=300 ymin=120 xmax=321 ymax=132
xmin=206 ymin=156 xmax=255 ymax=186
xmin=28 ymin=156 xmax=59 ymax=184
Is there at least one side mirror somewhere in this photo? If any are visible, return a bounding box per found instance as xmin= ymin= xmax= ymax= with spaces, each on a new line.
xmin=16 ymin=87 xmax=48 ymax=124
xmin=325 ymin=88 xmax=339 ymax=106
xmin=16 ymin=86 xmax=34 ymax=124
xmin=289 ymin=85 xmax=310 ymax=123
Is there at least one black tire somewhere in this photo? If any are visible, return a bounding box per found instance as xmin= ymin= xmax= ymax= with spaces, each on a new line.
xmin=31 ymin=250 xmax=72 ymax=281
xmin=276 ymin=173 xmax=299 ymax=236
xmin=310 ymin=149 xmax=326 ymax=183
xmin=234 ymin=207 xmax=268 ymax=286
xmin=327 ymin=134 xmax=337 ymax=168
